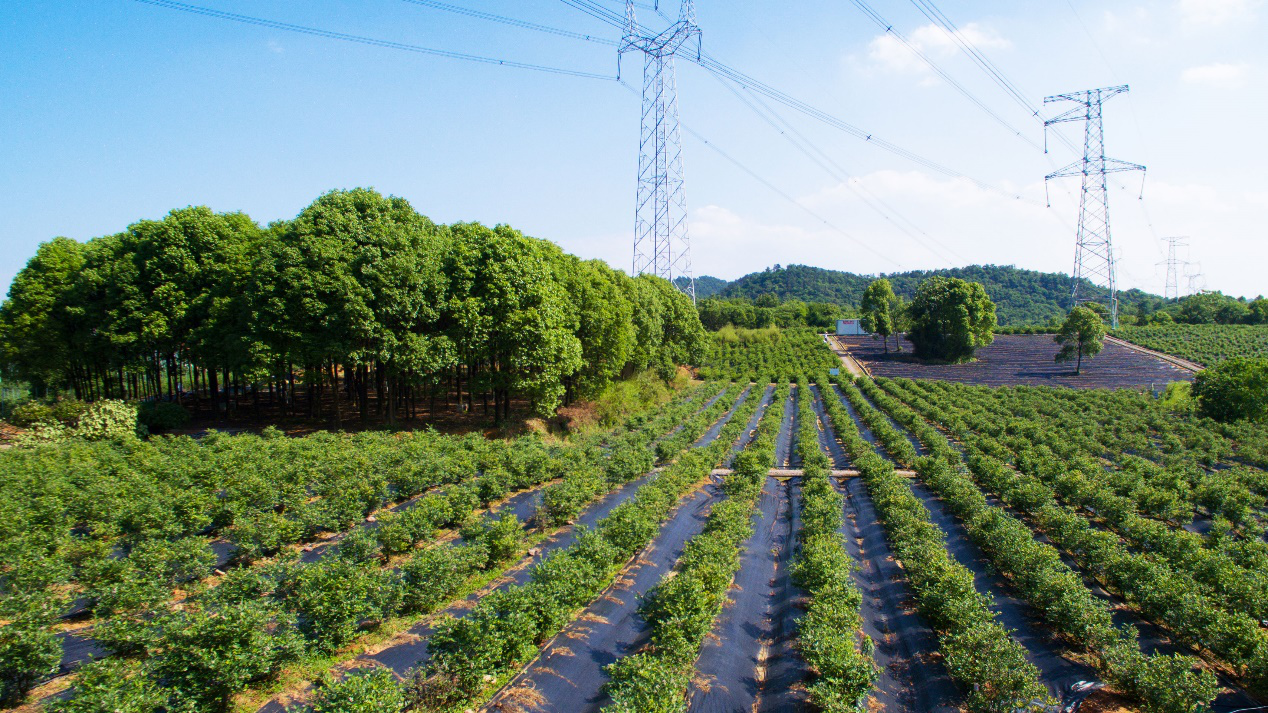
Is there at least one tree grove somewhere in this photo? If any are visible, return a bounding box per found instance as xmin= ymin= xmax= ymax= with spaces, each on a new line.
xmin=0 ymin=189 xmax=706 ymax=421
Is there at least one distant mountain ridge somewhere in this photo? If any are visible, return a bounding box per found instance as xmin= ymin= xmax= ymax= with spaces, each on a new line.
xmin=693 ymin=264 xmax=1160 ymax=326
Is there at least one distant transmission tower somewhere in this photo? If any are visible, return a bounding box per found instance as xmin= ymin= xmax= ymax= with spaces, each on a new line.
xmin=1044 ymin=85 xmax=1145 ymax=329
xmin=622 ymin=0 xmax=701 ymax=301
xmin=1186 ymin=265 xmax=1206 ymax=296
xmin=1158 ymin=236 xmax=1188 ymax=301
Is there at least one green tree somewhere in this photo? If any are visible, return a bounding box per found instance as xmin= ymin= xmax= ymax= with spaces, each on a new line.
xmin=443 ymin=223 xmax=582 ymax=419
xmin=560 ymin=258 xmax=634 ymax=400
xmin=1192 ymin=357 xmax=1268 ymax=423
xmin=0 ymin=237 xmax=87 ymax=395
xmin=1247 ymin=297 xmax=1268 ymax=325
xmin=860 ymin=279 xmax=896 ymax=352
xmin=906 ymin=276 xmax=996 ymax=363
xmin=1054 ymin=306 xmax=1106 ymax=375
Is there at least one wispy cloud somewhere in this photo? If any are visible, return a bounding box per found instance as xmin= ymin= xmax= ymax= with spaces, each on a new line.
xmin=1177 ymin=0 xmax=1261 ymax=26
xmin=1180 ymin=62 xmax=1251 ymax=87
xmin=864 ymin=22 xmax=1010 ymax=78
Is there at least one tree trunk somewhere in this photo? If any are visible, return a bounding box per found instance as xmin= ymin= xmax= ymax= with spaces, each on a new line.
xmin=331 ymin=362 xmax=342 ymax=428
xmin=1076 ymin=346 xmax=1083 ymax=375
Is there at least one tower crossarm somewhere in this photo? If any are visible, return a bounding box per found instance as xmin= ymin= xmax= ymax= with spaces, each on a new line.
xmin=1101 ymin=158 xmax=1147 ymax=174
xmin=1044 ymin=85 xmax=1130 ymax=104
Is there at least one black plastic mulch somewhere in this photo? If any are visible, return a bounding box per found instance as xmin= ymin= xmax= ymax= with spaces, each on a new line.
xmin=688 ymin=476 xmax=807 ymax=713
xmin=826 ymin=395 xmax=959 ymax=712
xmin=808 ymin=384 xmax=849 ymax=469
xmin=484 ymin=480 xmax=725 ymax=713
xmin=725 ymin=385 xmax=775 ymax=468
xmin=841 ymin=334 xmax=1193 ymax=389
xmin=773 ymin=386 xmax=799 ymax=468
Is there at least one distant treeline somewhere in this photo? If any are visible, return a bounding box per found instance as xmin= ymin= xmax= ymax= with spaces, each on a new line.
xmin=0 ymin=189 xmax=706 ymax=422
xmin=695 ymin=293 xmax=853 ymax=331
xmin=701 ymin=263 xmax=1163 ymax=326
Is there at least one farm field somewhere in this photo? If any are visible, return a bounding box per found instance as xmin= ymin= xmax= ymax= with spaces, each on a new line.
xmin=839 ymin=333 xmax=1195 ymax=388
xmin=9 ymin=334 xmax=1268 ymax=713
xmin=1115 ymin=324 xmax=1268 ymax=367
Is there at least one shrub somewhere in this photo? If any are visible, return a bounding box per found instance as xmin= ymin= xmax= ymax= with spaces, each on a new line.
xmin=0 ymin=617 xmax=61 ymax=705
xmin=399 ymin=544 xmax=487 ymax=615
xmin=9 ymin=398 xmax=87 ymax=428
xmin=1193 ymin=357 xmax=1268 ymax=423
xmin=137 ymin=401 xmax=191 ymax=432
xmin=285 ymin=560 xmax=402 ymax=653
xmin=46 ymin=658 xmax=166 ymax=713
xmin=74 ymin=400 xmax=144 ymax=440
xmin=150 ymin=601 xmax=303 ymax=709
xmin=308 ymin=668 xmax=406 ymax=713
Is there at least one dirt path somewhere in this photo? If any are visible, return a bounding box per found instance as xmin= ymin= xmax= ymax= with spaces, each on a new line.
xmin=823 ymin=333 xmax=869 ymax=377
xmin=1105 ymin=335 xmax=1204 ymax=372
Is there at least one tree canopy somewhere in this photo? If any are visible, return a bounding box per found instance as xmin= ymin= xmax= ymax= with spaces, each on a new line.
xmin=1054 ymin=306 xmax=1106 ymax=375
xmin=859 ymin=279 xmax=897 ymax=352
xmin=1192 ymin=357 xmax=1268 ymax=423
xmin=713 ymin=263 xmax=1162 ymax=327
xmin=906 ymin=276 xmax=996 ymax=363
xmin=0 ymin=189 xmax=706 ymax=422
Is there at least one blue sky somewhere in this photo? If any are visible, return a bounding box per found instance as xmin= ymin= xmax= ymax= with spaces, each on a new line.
xmin=2 ymin=0 xmax=1264 ymax=298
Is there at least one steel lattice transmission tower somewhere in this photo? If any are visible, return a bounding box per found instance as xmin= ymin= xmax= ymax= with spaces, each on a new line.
xmin=1044 ymin=85 xmax=1145 ymax=329
xmin=1158 ymin=236 xmax=1188 ymax=301
xmin=622 ymin=0 xmax=701 ymax=301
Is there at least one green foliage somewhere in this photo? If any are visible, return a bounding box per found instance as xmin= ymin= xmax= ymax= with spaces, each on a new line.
xmin=307 ymin=668 xmax=406 ymax=713
xmin=696 ymin=295 xmax=846 ymax=331
xmin=149 ymin=600 xmax=303 ymax=709
xmin=0 ymin=190 xmax=707 ymax=423
xmin=717 ymin=263 xmax=1160 ymax=326
xmin=826 ymin=378 xmax=1049 ymax=711
xmin=285 ymin=559 xmax=402 ymax=653
xmin=47 ymin=659 xmax=166 ymax=713
xmin=603 ymin=383 xmax=783 ymax=712
xmin=1054 ymin=306 xmax=1106 ymax=375
xmin=18 ymin=399 xmax=143 ymax=444
xmin=860 ymin=278 xmax=897 ymax=349
xmin=8 ymin=398 xmax=88 ymax=428
xmin=1193 ymin=357 xmax=1268 ymax=423
xmin=789 ymin=386 xmax=876 ymax=711
xmin=698 ymin=327 xmax=837 ymax=381
xmin=1116 ymin=324 xmax=1268 ymax=366
xmin=137 ymin=401 xmax=191 ymax=432
xmin=907 ymin=276 xmax=997 ymax=363
xmin=877 ymin=376 xmax=1262 ymax=703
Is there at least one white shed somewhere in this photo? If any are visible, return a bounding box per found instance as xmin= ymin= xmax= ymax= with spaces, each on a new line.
xmin=836 ymin=318 xmax=868 ymax=336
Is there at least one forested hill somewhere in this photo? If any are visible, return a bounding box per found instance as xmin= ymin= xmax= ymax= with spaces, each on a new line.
xmin=709 ymin=264 xmax=1160 ymax=326
xmin=674 ymin=275 xmax=727 ymax=299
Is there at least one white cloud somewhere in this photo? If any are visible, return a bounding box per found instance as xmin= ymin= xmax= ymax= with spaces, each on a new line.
xmin=1178 ymin=0 xmax=1261 ymax=25
xmin=1180 ymin=62 xmax=1251 ymax=87
xmin=864 ymin=22 xmax=1010 ymax=78
xmin=672 ymin=171 xmax=1266 ymax=298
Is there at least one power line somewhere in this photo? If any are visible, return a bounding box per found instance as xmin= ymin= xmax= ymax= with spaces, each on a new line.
xmin=397 ymin=0 xmax=617 ymax=45
xmin=617 ymin=77 xmax=901 ymax=269
xmin=844 ymin=0 xmax=1042 ymax=151
xmin=708 ymin=70 xmax=966 ymax=267
xmin=558 ymin=0 xmax=1037 ymax=204
xmin=131 ymin=0 xmax=616 ymax=80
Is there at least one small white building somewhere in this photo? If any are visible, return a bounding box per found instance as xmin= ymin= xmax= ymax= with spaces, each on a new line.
xmin=836 ymin=318 xmax=868 ymax=336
